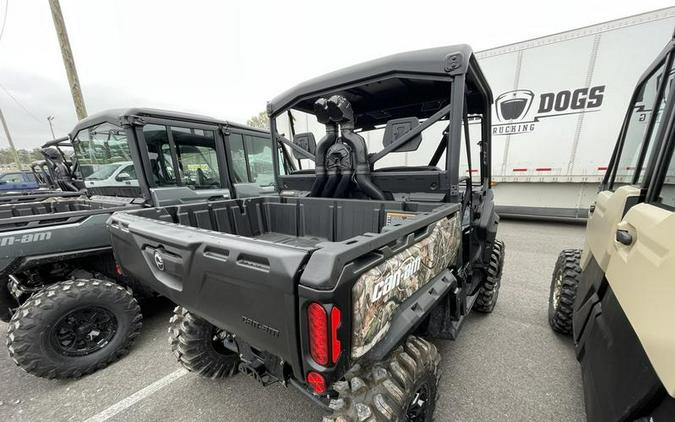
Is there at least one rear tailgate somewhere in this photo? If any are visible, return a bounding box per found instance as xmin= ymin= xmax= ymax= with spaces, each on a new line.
xmin=107 ymin=211 xmax=312 ymax=367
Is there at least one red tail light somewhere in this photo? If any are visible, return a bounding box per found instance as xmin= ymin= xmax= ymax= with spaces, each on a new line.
xmin=306 ymin=371 xmax=326 ymax=394
xmin=330 ymin=306 xmax=341 ymax=363
xmin=308 ymin=303 xmax=328 ymax=365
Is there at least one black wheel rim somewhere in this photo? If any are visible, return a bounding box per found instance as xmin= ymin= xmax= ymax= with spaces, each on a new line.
xmin=210 ymin=328 xmax=237 ymax=357
xmin=51 ymin=307 xmax=118 ymax=357
xmin=406 ymin=382 xmax=431 ymax=421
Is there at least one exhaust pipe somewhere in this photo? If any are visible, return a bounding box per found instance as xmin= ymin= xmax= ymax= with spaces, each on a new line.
xmin=308 ymin=122 xmax=337 ymax=197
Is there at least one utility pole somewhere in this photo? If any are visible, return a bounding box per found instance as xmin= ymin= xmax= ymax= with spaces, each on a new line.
xmin=48 ymin=0 xmax=88 ymax=120
xmin=47 ymin=115 xmax=56 ymax=139
xmin=0 ymin=108 xmax=23 ymax=170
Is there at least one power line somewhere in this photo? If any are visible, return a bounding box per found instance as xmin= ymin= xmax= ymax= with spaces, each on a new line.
xmin=0 ymin=0 xmax=8 ymax=45
xmin=0 ymin=82 xmax=70 ymax=134
xmin=0 ymin=81 xmax=45 ymax=125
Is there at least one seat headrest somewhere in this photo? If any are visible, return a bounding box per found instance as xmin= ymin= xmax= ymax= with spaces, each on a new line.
xmin=382 ymin=117 xmax=422 ymax=152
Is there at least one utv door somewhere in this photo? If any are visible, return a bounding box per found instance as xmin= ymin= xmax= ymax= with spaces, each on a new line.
xmin=574 ymin=43 xmax=675 ymax=421
xmin=226 ymin=131 xmax=279 ymax=197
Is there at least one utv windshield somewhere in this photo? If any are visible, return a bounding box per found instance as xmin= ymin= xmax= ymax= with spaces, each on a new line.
xmin=87 ymin=163 xmax=126 ymax=180
xmin=73 ymin=122 xmax=136 ymax=183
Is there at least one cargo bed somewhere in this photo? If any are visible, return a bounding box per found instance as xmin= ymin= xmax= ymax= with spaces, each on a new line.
xmin=0 ymin=197 xmax=141 ymax=276
xmin=0 ymin=197 xmax=137 ymax=232
xmin=108 ymin=196 xmax=460 ymax=379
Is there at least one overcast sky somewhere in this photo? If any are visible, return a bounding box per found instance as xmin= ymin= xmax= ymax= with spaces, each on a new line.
xmin=0 ymin=0 xmax=673 ymax=149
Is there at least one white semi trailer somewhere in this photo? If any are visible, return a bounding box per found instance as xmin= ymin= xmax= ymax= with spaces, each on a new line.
xmin=479 ymin=7 xmax=675 ymax=220
xmin=277 ymin=7 xmax=675 ymax=220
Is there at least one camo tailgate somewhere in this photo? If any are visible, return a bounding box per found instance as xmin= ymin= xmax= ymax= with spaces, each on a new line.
xmin=351 ymin=214 xmax=461 ymax=358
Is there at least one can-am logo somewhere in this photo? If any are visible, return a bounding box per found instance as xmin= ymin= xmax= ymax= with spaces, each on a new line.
xmin=370 ymin=255 xmax=421 ymax=303
xmin=493 ymin=86 xmax=605 ymax=135
xmin=153 ymin=250 xmax=165 ymax=271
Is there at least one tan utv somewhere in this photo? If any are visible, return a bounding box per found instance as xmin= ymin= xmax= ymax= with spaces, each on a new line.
xmin=548 ymin=33 xmax=675 ymax=421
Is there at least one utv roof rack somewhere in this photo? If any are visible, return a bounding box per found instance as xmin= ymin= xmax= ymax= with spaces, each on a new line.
xmin=267 ymin=44 xmax=492 ymax=128
xmin=70 ymin=108 xmax=269 ymax=138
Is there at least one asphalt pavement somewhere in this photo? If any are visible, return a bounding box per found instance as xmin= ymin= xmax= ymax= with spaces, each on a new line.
xmin=0 ymin=220 xmax=587 ymax=422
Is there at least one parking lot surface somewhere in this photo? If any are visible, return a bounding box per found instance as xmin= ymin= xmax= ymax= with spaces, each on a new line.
xmin=0 ymin=220 xmax=587 ymax=422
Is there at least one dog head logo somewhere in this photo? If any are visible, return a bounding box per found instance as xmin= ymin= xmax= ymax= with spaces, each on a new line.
xmin=495 ymin=89 xmax=534 ymax=122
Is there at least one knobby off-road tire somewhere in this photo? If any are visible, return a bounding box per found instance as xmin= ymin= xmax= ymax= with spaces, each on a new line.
xmin=6 ymin=279 xmax=142 ymax=379
xmin=548 ymin=249 xmax=582 ymax=336
xmin=326 ymin=336 xmax=441 ymax=422
xmin=473 ymin=239 xmax=506 ymax=313
xmin=168 ymin=306 xmax=240 ymax=379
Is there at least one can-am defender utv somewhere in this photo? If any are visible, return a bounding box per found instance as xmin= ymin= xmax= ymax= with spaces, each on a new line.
xmin=1 ymin=108 xmax=280 ymax=379
xmin=548 ymin=34 xmax=675 ymax=421
xmin=108 ymin=44 xmax=505 ymax=421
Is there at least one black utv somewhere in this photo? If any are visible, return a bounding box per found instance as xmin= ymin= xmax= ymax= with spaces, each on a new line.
xmin=1 ymin=108 xmax=280 ymax=379
xmin=109 ymin=44 xmax=505 ymax=421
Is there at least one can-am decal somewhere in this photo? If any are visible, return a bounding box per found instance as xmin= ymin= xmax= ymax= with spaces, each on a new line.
xmin=351 ymin=215 xmax=461 ymax=359
xmin=370 ymin=256 xmax=422 ymax=303
xmin=0 ymin=231 xmax=52 ymax=247
xmin=492 ymin=86 xmax=605 ymax=136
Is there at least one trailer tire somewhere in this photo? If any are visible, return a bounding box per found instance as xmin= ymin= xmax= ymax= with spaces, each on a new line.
xmin=326 ymin=336 xmax=441 ymax=422
xmin=6 ymin=279 xmax=142 ymax=379
xmin=473 ymin=239 xmax=505 ymax=313
xmin=548 ymin=249 xmax=582 ymax=336
xmin=169 ymin=306 xmax=239 ymax=379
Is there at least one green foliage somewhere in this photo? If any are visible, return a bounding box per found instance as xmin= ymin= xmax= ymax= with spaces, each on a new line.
xmin=247 ymin=111 xmax=269 ymax=129
xmin=0 ymin=148 xmax=43 ymax=166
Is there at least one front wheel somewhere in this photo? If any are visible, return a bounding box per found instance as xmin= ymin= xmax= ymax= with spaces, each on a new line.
xmin=6 ymin=279 xmax=142 ymax=379
xmin=326 ymin=336 xmax=441 ymax=422
xmin=548 ymin=249 xmax=582 ymax=335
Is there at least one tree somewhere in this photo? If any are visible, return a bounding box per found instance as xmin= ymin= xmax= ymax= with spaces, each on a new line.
xmin=247 ymin=111 xmax=269 ymax=129
xmin=0 ymin=148 xmax=43 ymax=166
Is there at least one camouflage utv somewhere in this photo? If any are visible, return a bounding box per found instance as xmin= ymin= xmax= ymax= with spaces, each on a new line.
xmin=108 ymin=44 xmax=505 ymax=421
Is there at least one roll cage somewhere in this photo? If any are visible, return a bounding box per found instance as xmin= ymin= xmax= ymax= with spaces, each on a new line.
xmin=68 ymin=108 xmax=291 ymax=202
xmin=267 ymin=44 xmax=493 ymax=203
xmin=602 ymin=32 xmax=675 ymax=201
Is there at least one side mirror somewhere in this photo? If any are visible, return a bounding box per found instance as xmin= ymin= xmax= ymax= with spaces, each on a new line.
xmin=116 ymin=172 xmax=131 ymax=182
xmin=292 ymin=132 xmax=316 ymax=159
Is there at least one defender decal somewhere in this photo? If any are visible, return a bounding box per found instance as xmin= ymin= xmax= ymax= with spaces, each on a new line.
xmin=242 ymin=316 xmax=280 ymax=338
xmin=351 ymin=215 xmax=461 ymax=358
xmin=0 ymin=231 xmax=52 ymax=247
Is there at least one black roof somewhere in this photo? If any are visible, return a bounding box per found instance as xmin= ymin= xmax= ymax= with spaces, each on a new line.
xmin=268 ymin=44 xmax=492 ymax=128
xmin=69 ymin=107 xmax=268 ymax=138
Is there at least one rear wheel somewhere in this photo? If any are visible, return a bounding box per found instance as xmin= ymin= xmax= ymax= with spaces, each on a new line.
xmin=473 ymin=239 xmax=505 ymax=313
xmin=326 ymin=336 xmax=441 ymax=422
xmin=548 ymin=249 xmax=582 ymax=335
xmin=168 ymin=306 xmax=240 ymax=379
xmin=6 ymin=279 xmax=142 ymax=379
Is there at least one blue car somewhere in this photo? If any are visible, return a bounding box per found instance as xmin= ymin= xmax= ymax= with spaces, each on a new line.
xmin=0 ymin=171 xmax=39 ymax=192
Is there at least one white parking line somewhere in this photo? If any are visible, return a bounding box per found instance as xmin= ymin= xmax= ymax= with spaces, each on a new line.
xmin=83 ymin=368 xmax=189 ymax=422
